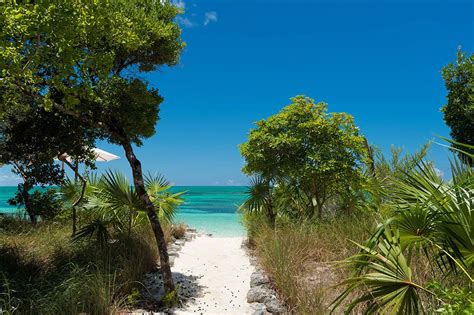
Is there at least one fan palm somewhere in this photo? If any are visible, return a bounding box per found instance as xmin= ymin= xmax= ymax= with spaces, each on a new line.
xmin=239 ymin=175 xmax=276 ymax=225
xmin=332 ymin=228 xmax=433 ymax=314
xmin=72 ymin=170 xmax=185 ymax=245
xmin=334 ymin=143 xmax=473 ymax=314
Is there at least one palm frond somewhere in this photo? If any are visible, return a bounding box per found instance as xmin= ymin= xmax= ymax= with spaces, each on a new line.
xmin=71 ymin=218 xmax=111 ymax=249
xmin=239 ymin=175 xmax=272 ymax=214
xmin=332 ymin=228 xmax=431 ymax=314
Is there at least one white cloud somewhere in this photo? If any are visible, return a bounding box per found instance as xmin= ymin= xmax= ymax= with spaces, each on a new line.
xmin=204 ymin=11 xmax=217 ymax=26
xmin=225 ymin=179 xmax=241 ymax=186
xmin=176 ymin=16 xmax=195 ymax=28
xmin=434 ymin=167 xmax=444 ymax=179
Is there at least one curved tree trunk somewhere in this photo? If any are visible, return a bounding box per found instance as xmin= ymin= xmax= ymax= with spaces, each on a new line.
xmin=60 ymin=158 xmax=87 ymax=236
xmin=121 ymin=140 xmax=175 ymax=294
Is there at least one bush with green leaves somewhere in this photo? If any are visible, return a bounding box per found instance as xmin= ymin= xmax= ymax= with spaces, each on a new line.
xmin=240 ymin=95 xmax=367 ymax=222
xmin=333 ymin=145 xmax=473 ymax=314
xmin=67 ymin=170 xmax=185 ymax=247
xmin=9 ymin=188 xmax=63 ymax=221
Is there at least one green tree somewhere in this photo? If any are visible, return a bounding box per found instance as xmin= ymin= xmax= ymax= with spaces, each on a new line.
xmin=240 ymin=96 xmax=367 ymax=219
xmin=0 ymin=105 xmax=96 ymax=224
xmin=441 ymin=50 xmax=474 ymax=163
xmin=0 ymin=0 xmax=184 ymax=294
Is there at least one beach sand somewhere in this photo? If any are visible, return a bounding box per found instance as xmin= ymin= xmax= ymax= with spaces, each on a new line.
xmin=172 ymin=235 xmax=256 ymax=314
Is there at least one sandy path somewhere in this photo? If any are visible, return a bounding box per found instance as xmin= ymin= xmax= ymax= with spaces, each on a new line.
xmin=172 ymin=236 xmax=255 ymax=315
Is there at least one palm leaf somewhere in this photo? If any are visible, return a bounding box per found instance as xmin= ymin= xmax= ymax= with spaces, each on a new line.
xmin=332 ymin=228 xmax=431 ymax=314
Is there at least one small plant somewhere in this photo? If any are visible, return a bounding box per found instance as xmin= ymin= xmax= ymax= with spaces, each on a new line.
xmin=161 ymin=286 xmax=180 ymax=307
xmin=427 ymin=281 xmax=474 ymax=315
xmin=170 ymin=223 xmax=188 ymax=239
xmin=127 ymin=287 xmax=141 ymax=306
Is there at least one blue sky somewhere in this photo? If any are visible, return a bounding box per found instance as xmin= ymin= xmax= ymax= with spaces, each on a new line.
xmin=1 ymin=0 xmax=473 ymax=186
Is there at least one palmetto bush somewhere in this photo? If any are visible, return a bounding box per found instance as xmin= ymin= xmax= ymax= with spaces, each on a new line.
xmin=333 ymin=153 xmax=473 ymax=314
xmin=62 ymin=170 xmax=184 ymax=246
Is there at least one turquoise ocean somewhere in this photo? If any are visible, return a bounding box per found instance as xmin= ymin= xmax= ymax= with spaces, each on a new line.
xmin=0 ymin=186 xmax=248 ymax=237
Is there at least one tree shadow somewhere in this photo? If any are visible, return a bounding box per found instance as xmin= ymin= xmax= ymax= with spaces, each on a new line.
xmin=138 ymin=270 xmax=206 ymax=312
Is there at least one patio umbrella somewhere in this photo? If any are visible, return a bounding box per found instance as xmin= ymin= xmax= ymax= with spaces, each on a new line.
xmin=58 ymin=147 xmax=120 ymax=164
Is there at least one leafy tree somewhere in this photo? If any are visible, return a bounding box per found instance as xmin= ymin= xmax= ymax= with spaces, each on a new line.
xmin=240 ymin=96 xmax=367 ymax=218
xmin=441 ymin=50 xmax=474 ymax=163
xmin=0 ymin=0 xmax=184 ymax=293
xmin=9 ymin=188 xmax=63 ymax=221
xmin=0 ymin=105 xmax=95 ymax=223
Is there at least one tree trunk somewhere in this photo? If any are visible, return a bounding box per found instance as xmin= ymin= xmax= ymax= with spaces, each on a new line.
xmin=121 ymin=140 xmax=175 ymax=294
xmin=22 ymin=184 xmax=36 ymax=224
xmin=60 ymin=158 xmax=87 ymax=236
xmin=266 ymin=200 xmax=276 ymax=227
xmin=13 ymin=163 xmax=36 ymax=224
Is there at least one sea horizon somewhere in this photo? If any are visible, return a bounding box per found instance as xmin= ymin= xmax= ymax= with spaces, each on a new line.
xmin=0 ymin=185 xmax=248 ymax=237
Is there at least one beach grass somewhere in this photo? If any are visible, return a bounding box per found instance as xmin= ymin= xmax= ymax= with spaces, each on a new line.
xmin=0 ymin=217 xmax=172 ymax=314
xmin=245 ymin=214 xmax=375 ymax=314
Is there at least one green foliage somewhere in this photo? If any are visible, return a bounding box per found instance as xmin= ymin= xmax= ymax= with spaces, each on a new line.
xmin=335 ymin=146 xmax=474 ymax=314
xmin=71 ymin=170 xmax=185 ymax=245
xmin=441 ymin=50 xmax=474 ymax=163
xmin=162 ymin=287 xmax=180 ymax=307
xmin=9 ymin=188 xmax=63 ymax=221
xmin=245 ymin=214 xmax=374 ymax=313
xmin=0 ymin=0 xmax=184 ymax=146
xmin=427 ymin=281 xmax=474 ymax=314
xmin=239 ymin=176 xmax=275 ymax=224
xmin=0 ymin=220 xmax=161 ymax=314
xmin=0 ymin=274 xmax=19 ymax=315
xmin=240 ymin=95 xmax=367 ymax=218
xmin=332 ymin=228 xmax=429 ymax=314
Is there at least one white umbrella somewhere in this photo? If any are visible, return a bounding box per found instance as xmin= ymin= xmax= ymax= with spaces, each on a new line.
xmin=90 ymin=148 xmax=120 ymax=162
xmin=57 ymin=147 xmax=120 ymax=163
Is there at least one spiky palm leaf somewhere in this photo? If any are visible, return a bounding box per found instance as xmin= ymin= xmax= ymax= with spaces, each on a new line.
xmin=74 ymin=170 xmax=184 ymax=245
xmin=332 ymin=228 xmax=430 ymax=314
xmin=239 ymin=176 xmax=272 ymax=214
xmin=71 ymin=218 xmax=110 ymax=249
xmin=145 ymin=172 xmax=184 ymax=223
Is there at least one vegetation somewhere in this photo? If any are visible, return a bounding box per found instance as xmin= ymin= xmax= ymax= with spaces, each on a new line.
xmin=240 ymin=96 xmax=367 ymax=222
xmin=441 ymin=50 xmax=474 ymax=163
xmin=241 ymin=95 xmax=473 ymax=314
xmin=1 ymin=0 xmax=184 ymax=294
xmin=0 ymin=218 xmax=163 ymax=314
xmin=0 ymin=170 xmax=184 ymax=314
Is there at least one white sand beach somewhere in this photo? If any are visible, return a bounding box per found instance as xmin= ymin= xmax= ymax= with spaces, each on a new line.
xmin=172 ymin=235 xmax=256 ymax=314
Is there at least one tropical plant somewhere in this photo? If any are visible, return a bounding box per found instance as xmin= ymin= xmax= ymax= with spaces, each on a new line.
xmin=73 ymin=170 xmax=185 ymax=247
xmin=239 ymin=176 xmax=276 ymax=225
xmin=334 ymin=144 xmax=474 ymax=314
xmin=1 ymin=0 xmax=184 ymax=294
xmin=441 ymin=49 xmax=474 ymax=164
xmin=240 ymin=95 xmax=367 ymax=219
xmin=332 ymin=228 xmax=433 ymax=314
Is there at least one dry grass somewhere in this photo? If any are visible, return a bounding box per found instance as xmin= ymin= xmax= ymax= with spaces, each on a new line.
xmin=169 ymin=223 xmax=188 ymax=240
xmin=246 ymin=214 xmax=375 ymax=314
xmin=0 ymin=217 xmax=162 ymax=314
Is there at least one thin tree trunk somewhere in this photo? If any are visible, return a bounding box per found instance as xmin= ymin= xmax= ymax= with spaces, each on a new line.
xmin=22 ymin=183 xmax=36 ymax=224
xmin=13 ymin=162 xmax=36 ymax=224
xmin=121 ymin=140 xmax=175 ymax=294
xmin=266 ymin=199 xmax=276 ymax=227
xmin=60 ymin=158 xmax=87 ymax=236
